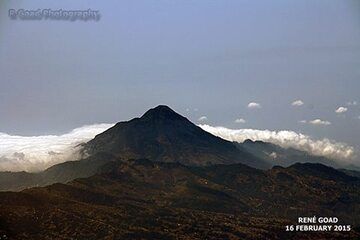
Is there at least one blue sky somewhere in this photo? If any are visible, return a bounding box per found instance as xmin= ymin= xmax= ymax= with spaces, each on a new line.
xmin=0 ymin=0 xmax=359 ymax=151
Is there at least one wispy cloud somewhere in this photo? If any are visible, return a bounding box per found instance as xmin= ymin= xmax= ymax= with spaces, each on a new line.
xmin=198 ymin=116 xmax=208 ymax=122
xmin=309 ymin=119 xmax=331 ymax=126
xmin=347 ymin=101 xmax=358 ymax=106
xmin=291 ymin=100 xmax=304 ymax=106
xmin=247 ymin=102 xmax=261 ymax=109
xmin=335 ymin=106 xmax=348 ymax=114
xmin=0 ymin=124 xmax=114 ymax=172
xmin=234 ymin=118 xmax=246 ymax=123
xmin=186 ymin=108 xmax=199 ymax=112
xmin=199 ymin=124 xmax=356 ymax=165
xmin=300 ymin=119 xmax=331 ymax=126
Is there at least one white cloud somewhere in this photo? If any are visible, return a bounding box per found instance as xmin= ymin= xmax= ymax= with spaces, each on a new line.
xmin=199 ymin=124 xmax=356 ymax=164
xmin=247 ymin=102 xmax=261 ymax=109
xmin=292 ymin=100 xmax=304 ymax=106
xmin=347 ymin=101 xmax=358 ymax=106
xmin=299 ymin=120 xmax=307 ymax=124
xmin=335 ymin=107 xmax=348 ymax=114
xmin=198 ymin=116 xmax=208 ymax=122
xmin=235 ymin=118 xmax=246 ymax=124
xmin=309 ymin=119 xmax=331 ymax=126
xmin=0 ymin=124 xmax=114 ymax=172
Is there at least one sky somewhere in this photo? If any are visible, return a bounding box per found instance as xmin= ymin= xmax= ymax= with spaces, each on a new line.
xmin=0 ymin=1 xmax=359 ymax=171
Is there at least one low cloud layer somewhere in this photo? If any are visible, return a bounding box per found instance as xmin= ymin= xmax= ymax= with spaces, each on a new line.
xmin=199 ymin=124 xmax=357 ymax=165
xmin=0 ymin=123 xmax=358 ymax=172
xmin=0 ymin=124 xmax=114 ymax=172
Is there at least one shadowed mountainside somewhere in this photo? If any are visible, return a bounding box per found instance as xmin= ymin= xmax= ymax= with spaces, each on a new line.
xmin=83 ymin=105 xmax=269 ymax=169
xmin=0 ymin=152 xmax=117 ymax=191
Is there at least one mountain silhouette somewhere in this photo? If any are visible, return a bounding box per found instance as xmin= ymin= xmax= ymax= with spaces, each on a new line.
xmin=83 ymin=105 xmax=269 ymax=168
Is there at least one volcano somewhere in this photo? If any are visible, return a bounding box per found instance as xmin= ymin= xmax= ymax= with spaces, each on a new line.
xmin=83 ymin=105 xmax=269 ymax=169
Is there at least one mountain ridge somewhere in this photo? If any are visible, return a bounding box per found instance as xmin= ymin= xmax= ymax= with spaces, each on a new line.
xmin=0 ymin=159 xmax=359 ymax=239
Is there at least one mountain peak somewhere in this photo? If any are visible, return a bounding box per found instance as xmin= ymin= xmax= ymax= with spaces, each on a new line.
xmin=83 ymin=105 xmax=270 ymax=169
xmin=141 ymin=105 xmax=185 ymax=121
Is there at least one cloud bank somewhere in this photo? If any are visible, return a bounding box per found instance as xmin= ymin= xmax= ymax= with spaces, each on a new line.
xmin=0 ymin=122 xmax=358 ymax=172
xmin=199 ymin=124 xmax=356 ymax=165
xmin=0 ymin=124 xmax=114 ymax=172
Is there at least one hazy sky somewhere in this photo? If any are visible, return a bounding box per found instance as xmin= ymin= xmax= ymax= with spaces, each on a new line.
xmin=0 ymin=0 xmax=359 ymax=151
